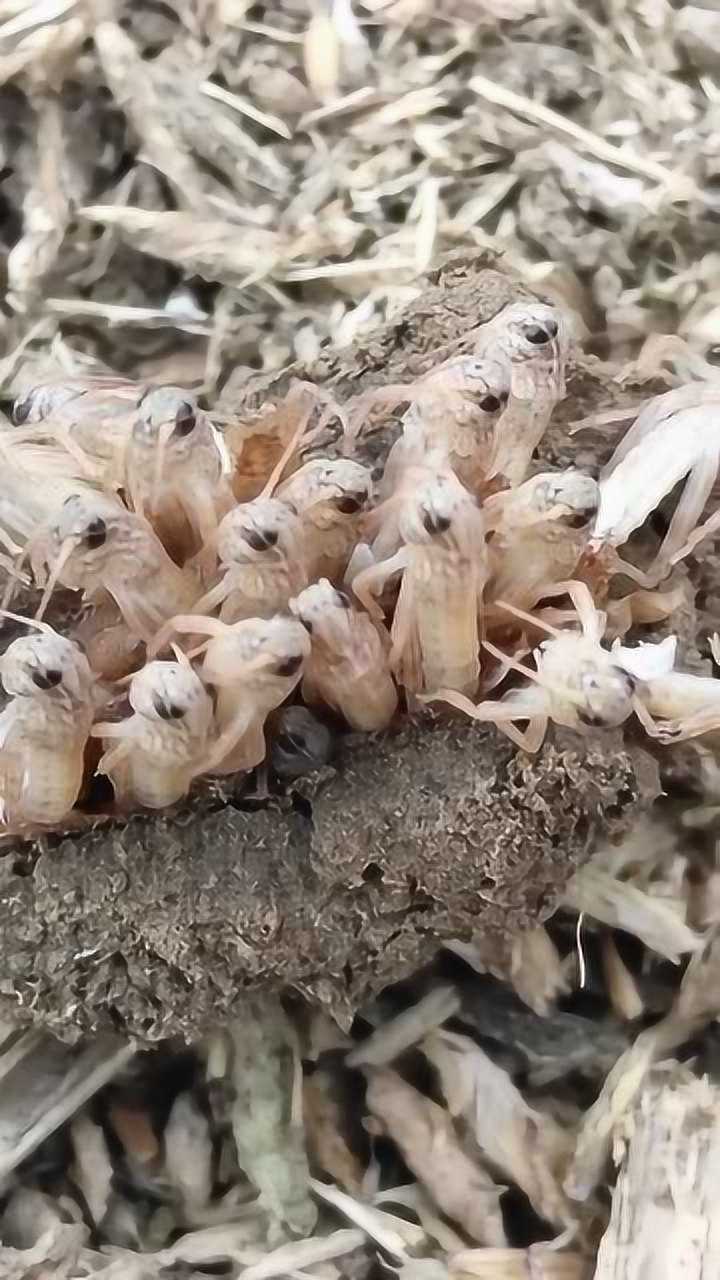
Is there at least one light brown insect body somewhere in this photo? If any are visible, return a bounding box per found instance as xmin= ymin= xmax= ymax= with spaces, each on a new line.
xmin=344 ymin=300 xmax=567 ymax=489
xmin=93 ymin=659 xmax=214 ymax=808
xmin=354 ymin=470 xmax=486 ymax=696
xmin=34 ymin=492 xmax=199 ymax=643
xmin=612 ymin=635 xmax=720 ymax=742
xmin=478 ymin=302 xmax=569 ymax=486
xmin=426 ymin=582 xmax=635 ymax=751
xmin=13 ymin=374 xmax=140 ymax=427
xmin=537 ymin=632 xmax=635 ymax=733
xmin=290 ymin=579 xmax=398 ymax=731
xmin=0 ymin=438 xmax=101 ymax=553
xmin=193 ymin=498 xmax=307 ymax=624
xmin=125 ymin=388 xmax=232 ymax=568
xmin=593 ymin=383 xmax=720 ymax=579
xmin=474 ymin=301 xmax=567 ymax=394
xmin=152 ymin=615 xmax=311 ymax=775
xmin=350 ymin=354 xmax=510 ymax=492
xmin=13 ymin=380 xmax=230 ymax=569
xmin=12 ymin=374 xmax=144 ymax=483
xmin=73 ymin=596 xmax=145 ymax=683
xmin=277 ymin=459 xmax=373 ymax=581
xmin=0 ymin=627 xmax=96 ymax=829
xmin=224 ymin=382 xmax=331 ymax=501
xmin=484 ymin=471 xmax=599 ymax=620
xmin=635 ymin=676 xmax=715 ymax=738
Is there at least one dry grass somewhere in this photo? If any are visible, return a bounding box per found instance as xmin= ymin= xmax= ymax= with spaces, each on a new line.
xmin=2 ymin=3 xmax=720 ymax=1278
xmin=2 ymin=0 xmax=720 ymax=398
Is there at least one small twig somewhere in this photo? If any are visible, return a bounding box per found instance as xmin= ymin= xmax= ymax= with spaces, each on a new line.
xmin=201 ymin=81 xmax=293 ymax=141
xmin=281 ymin=257 xmax=415 ymax=282
xmin=239 ymin=19 xmax=304 ymax=43
xmin=470 ymin=73 xmax=701 ymax=195
xmin=0 ymin=0 xmax=76 ymax=42
xmin=43 ymin=298 xmax=211 ymax=333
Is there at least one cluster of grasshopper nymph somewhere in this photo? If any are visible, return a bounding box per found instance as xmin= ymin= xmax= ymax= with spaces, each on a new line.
xmin=1 ymin=300 xmax=719 ymax=836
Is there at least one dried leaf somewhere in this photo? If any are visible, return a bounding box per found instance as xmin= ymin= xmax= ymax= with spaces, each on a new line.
xmin=109 ymin=1103 xmax=160 ymax=1168
xmin=510 ymin=926 xmax=568 ymax=1015
xmin=469 ymin=73 xmax=698 ymax=194
xmin=79 ymin=206 xmax=284 ymax=285
xmin=311 ymin=1178 xmax=422 ymax=1256
xmin=304 ymin=9 xmax=341 ymax=104
xmin=600 ymin=936 xmax=644 ymax=1022
xmin=348 ymin=985 xmax=460 ymax=1067
xmin=0 ymin=1034 xmax=134 ymax=1179
xmin=70 ymin=1112 xmax=114 ymax=1228
xmin=240 ymin=1227 xmax=365 ymax=1279
xmin=7 ymin=95 xmax=71 ymax=309
xmin=364 ymin=1066 xmax=507 ymax=1246
xmin=563 ymin=863 xmax=702 ymax=962
xmin=93 ymin=22 xmax=209 ymax=209
xmin=163 ymin=1092 xmax=213 ymax=1212
xmin=303 ymin=1069 xmax=366 ymax=1193
xmin=424 ymin=1030 xmax=574 ymax=1228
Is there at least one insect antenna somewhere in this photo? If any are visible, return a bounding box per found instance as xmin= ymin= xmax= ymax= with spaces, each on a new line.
xmin=482 ymin=639 xmax=543 ymax=684
xmin=494 ymin=598 xmax=564 ymax=637
xmin=35 ymin=536 xmax=79 ymax=621
xmin=171 ymin=642 xmax=194 ymax=669
xmin=150 ymin=420 xmax=176 ymax=514
xmin=259 ymin=397 xmax=317 ymax=499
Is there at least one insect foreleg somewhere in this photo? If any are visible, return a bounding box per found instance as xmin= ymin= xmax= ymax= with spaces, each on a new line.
xmin=352 ymin=548 xmax=408 ymax=620
xmin=498 ymin=715 xmax=548 ymax=752
xmin=667 ymin=495 xmax=720 ymax=569
xmin=192 ymin=705 xmax=256 ymax=777
xmin=657 ymin=452 xmax=718 ymax=570
xmin=531 ymin=579 xmax=604 ymax=644
xmin=189 ymin=578 xmax=233 ymax=618
xmin=148 ymin=613 xmax=229 ymax=659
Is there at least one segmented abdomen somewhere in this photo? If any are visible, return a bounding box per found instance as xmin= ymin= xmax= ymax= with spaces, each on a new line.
xmin=3 ymin=741 xmax=84 ymax=826
xmin=413 ymin=552 xmax=480 ymax=695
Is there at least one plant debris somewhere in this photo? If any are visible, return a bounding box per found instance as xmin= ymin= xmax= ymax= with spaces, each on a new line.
xmin=3 ymin=2 xmax=720 ymax=1278
xmin=4 ymin=819 xmax=720 ymax=1279
xmin=2 ymin=0 xmax=720 ymax=387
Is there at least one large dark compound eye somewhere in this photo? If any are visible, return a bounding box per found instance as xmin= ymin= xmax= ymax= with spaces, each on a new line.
xmin=336 ymin=492 xmax=366 ymax=514
xmin=335 ymin=590 xmax=351 ymax=608
xmin=479 ymin=393 xmax=502 ymax=412
xmin=32 ymin=668 xmax=62 ymax=690
xmin=422 ymin=509 xmax=451 ymax=535
xmin=173 ymin=402 xmax=196 ymax=436
xmin=275 ymin=654 xmax=303 ymax=677
xmin=524 ymin=318 xmax=558 ymax=344
xmin=621 ymin=671 xmax=636 ymax=695
xmin=243 ymin=527 xmax=278 ymax=551
xmin=153 ymin=695 xmax=185 ymax=720
xmin=84 ymin=517 xmax=107 ymax=550
xmin=13 ymin=396 xmax=32 ymax=424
